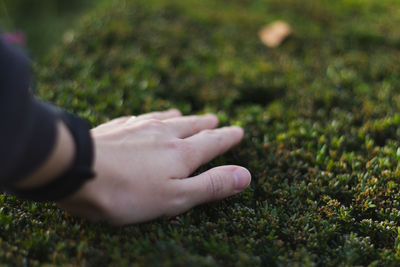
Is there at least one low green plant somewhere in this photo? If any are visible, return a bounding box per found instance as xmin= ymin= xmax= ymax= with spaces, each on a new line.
xmin=2 ymin=0 xmax=400 ymax=265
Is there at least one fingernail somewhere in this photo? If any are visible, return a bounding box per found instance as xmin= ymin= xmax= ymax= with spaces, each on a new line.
xmin=233 ymin=168 xmax=251 ymax=191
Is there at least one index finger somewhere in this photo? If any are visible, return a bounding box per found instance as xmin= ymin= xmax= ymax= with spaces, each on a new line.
xmin=182 ymin=126 xmax=244 ymax=173
xmin=165 ymin=114 xmax=219 ymax=138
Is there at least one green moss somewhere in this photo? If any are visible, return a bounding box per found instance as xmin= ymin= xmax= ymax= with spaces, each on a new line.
xmin=2 ymin=0 xmax=400 ymax=265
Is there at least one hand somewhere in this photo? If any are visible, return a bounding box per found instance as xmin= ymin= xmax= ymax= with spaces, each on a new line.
xmin=57 ymin=109 xmax=251 ymax=225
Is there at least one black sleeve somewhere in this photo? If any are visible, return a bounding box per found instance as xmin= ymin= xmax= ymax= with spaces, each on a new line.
xmin=0 ymin=37 xmax=60 ymax=185
xmin=0 ymin=37 xmax=70 ymax=187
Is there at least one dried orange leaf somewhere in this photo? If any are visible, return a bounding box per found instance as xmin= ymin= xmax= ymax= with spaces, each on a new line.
xmin=259 ymin=20 xmax=292 ymax=48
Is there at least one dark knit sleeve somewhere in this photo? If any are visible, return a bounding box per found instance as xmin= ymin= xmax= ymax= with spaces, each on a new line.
xmin=0 ymin=36 xmax=95 ymax=201
xmin=0 ymin=37 xmax=64 ymax=186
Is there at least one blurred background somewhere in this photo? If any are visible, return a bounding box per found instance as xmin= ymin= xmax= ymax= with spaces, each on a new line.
xmin=0 ymin=0 xmax=102 ymax=59
xmin=1 ymin=0 xmax=398 ymax=61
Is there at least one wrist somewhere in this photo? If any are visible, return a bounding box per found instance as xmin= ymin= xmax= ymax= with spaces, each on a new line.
xmin=13 ymin=120 xmax=75 ymax=189
xmin=7 ymin=112 xmax=95 ymax=201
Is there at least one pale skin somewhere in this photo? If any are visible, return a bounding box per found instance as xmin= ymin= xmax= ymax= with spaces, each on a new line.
xmin=15 ymin=109 xmax=251 ymax=226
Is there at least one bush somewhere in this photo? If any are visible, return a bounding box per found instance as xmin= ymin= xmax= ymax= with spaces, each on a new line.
xmin=2 ymin=0 xmax=400 ymax=265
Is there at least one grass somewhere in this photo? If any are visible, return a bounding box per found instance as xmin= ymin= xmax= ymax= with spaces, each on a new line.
xmin=2 ymin=0 xmax=400 ymax=265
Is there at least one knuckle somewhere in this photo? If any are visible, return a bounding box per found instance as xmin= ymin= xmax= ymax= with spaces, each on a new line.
xmin=164 ymin=140 xmax=195 ymax=176
xmin=164 ymin=138 xmax=182 ymax=150
xmin=143 ymin=119 xmax=165 ymax=129
xmin=201 ymin=129 xmax=222 ymax=142
xmin=131 ymin=119 xmax=168 ymax=133
xmin=205 ymin=172 xmax=225 ymax=200
xmin=202 ymin=129 xmax=215 ymax=135
xmin=189 ymin=117 xmax=202 ymax=130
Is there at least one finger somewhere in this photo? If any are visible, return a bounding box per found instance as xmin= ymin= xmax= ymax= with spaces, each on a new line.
xmin=184 ymin=126 xmax=244 ymax=172
xmin=165 ymin=114 xmax=219 ymax=138
xmin=176 ymin=166 xmax=251 ymax=209
xmin=136 ymin=109 xmax=182 ymax=121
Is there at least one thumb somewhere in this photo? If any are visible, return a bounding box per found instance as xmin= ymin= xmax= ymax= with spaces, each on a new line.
xmin=178 ymin=165 xmax=251 ymax=208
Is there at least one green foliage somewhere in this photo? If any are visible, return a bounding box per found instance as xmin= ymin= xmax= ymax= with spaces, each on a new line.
xmin=2 ymin=0 xmax=400 ymax=265
xmin=0 ymin=0 xmax=102 ymax=59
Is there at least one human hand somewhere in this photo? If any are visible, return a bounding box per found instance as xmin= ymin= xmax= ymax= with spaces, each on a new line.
xmin=57 ymin=109 xmax=251 ymax=225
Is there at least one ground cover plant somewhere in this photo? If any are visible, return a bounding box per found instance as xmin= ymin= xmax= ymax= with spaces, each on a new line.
xmin=1 ymin=0 xmax=400 ymax=265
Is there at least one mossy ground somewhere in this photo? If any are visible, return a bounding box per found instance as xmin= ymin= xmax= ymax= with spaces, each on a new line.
xmin=2 ymin=0 xmax=400 ymax=265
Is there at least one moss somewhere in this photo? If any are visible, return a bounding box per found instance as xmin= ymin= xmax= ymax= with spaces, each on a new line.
xmin=2 ymin=0 xmax=400 ymax=265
